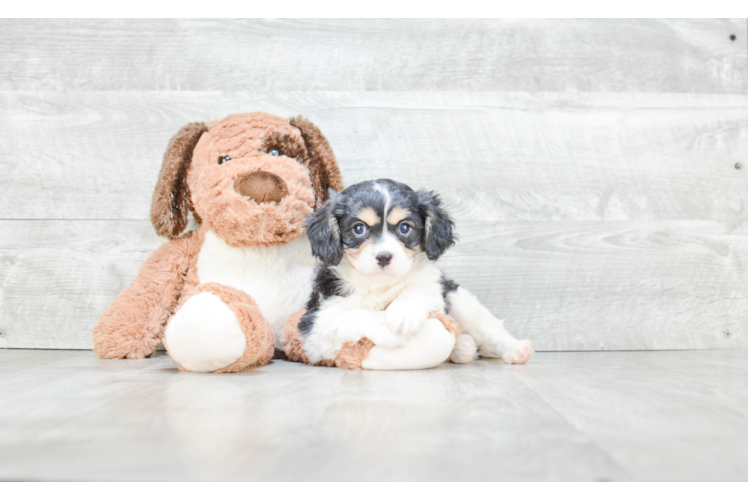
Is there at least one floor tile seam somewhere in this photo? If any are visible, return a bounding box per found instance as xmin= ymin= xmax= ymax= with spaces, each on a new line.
xmin=508 ymin=364 xmax=638 ymax=481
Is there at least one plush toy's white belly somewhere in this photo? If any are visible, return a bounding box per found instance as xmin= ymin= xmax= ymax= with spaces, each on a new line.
xmin=196 ymin=230 xmax=316 ymax=348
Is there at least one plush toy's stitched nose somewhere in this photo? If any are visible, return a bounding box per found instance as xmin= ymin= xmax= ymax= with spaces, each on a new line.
xmin=234 ymin=171 xmax=289 ymax=204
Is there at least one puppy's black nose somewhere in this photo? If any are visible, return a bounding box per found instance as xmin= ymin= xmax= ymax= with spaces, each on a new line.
xmin=376 ymin=252 xmax=392 ymax=267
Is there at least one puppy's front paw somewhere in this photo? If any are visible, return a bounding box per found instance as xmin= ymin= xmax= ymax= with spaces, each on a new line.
xmin=503 ymin=340 xmax=534 ymax=364
xmin=363 ymin=322 xmax=407 ymax=349
xmin=386 ymin=300 xmax=428 ymax=338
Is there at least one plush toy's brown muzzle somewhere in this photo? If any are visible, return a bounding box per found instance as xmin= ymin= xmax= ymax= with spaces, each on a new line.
xmin=234 ymin=171 xmax=289 ymax=204
xmin=149 ymin=113 xmax=345 ymax=244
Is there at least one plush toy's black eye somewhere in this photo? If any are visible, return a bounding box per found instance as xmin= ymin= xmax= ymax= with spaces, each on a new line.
xmin=353 ymin=223 xmax=368 ymax=237
xmin=270 ymin=149 xmax=281 ymax=157
xmin=398 ymin=222 xmax=411 ymax=236
xmin=218 ymin=155 xmax=230 ymax=165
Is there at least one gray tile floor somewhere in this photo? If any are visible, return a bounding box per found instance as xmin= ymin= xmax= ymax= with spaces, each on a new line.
xmin=1 ymin=349 xmax=746 ymax=481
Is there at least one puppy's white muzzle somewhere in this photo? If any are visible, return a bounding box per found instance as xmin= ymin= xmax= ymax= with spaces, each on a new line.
xmin=353 ymin=232 xmax=413 ymax=278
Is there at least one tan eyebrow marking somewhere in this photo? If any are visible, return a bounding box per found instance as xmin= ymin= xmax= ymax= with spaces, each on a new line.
xmin=386 ymin=206 xmax=410 ymax=225
xmin=357 ymin=207 xmax=381 ymax=227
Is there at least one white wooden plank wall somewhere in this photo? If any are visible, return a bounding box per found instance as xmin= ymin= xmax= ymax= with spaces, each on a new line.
xmin=0 ymin=19 xmax=746 ymax=350
xmin=2 ymin=19 xmax=746 ymax=93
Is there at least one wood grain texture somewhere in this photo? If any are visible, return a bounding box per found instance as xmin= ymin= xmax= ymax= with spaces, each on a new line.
xmin=0 ymin=221 xmax=165 ymax=349
xmin=0 ymin=350 xmax=628 ymax=481
xmin=2 ymin=349 xmax=748 ymax=480
xmin=442 ymin=220 xmax=748 ymax=351
xmin=514 ymin=350 xmax=748 ymax=480
xmin=2 ymin=19 xmax=747 ymax=352
xmin=2 ymin=91 xmax=747 ymax=221
xmin=1 ymin=19 xmax=745 ymax=93
xmin=1 ymin=219 xmax=745 ymax=351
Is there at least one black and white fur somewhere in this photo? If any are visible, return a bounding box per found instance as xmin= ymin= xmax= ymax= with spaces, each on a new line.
xmin=299 ymin=179 xmax=533 ymax=368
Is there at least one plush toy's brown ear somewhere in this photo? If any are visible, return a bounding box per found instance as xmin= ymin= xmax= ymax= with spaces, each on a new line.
xmin=290 ymin=116 xmax=344 ymax=208
xmin=150 ymin=122 xmax=208 ymax=239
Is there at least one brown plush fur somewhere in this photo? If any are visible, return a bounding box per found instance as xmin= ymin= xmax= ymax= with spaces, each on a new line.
xmin=178 ymin=283 xmax=275 ymax=373
xmin=151 ymin=122 xmax=208 ymax=239
xmin=335 ymin=338 xmax=376 ymax=370
xmin=94 ymin=112 xmax=344 ymax=370
xmin=234 ymin=171 xmax=289 ymax=204
xmin=93 ymin=229 xmax=204 ymax=359
xmin=281 ymin=310 xmax=335 ymax=367
xmin=261 ymin=130 xmax=308 ymax=166
xmin=165 ymin=286 xmax=271 ymax=371
xmin=281 ymin=309 xmax=460 ymax=370
xmin=188 ymin=113 xmax=316 ymax=248
xmin=290 ymin=116 xmax=344 ymax=208
xmin=281 ymin=310 xmax=310 ymax=363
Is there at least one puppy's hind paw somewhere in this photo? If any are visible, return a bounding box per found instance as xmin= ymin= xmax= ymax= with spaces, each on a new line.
xmin=502 ymin=340 xmax=534 ymax=364
xmin=450 ymin=334 xmax=478 ymax=364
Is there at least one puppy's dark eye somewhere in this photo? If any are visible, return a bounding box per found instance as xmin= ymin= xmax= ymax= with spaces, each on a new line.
xmin=353 ymin=223 xmax=368 ymax=237
xmin=269 ymin=149 xmax=281 ymax=157
xmin=398 ymin=222 xmax=411 ymax=236
xmin=218 ymin=155 xmax=230 ymax=165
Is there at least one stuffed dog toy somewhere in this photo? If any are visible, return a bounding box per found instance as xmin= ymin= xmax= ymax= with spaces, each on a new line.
xmin=93 ymin=112 xmax=345 ymax=372
xmin=94 ymin=111 xmax=533 ymax=373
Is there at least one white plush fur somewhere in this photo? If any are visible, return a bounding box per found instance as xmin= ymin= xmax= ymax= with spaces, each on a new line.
xmin=447 ymin=286 xmax=534 ymax=364
xmin=302 ymin=254 xmax=449 ymax=363
xmin=197 ymin=230 xmax=316 ymax=348
xmin=362 ymin=318 xmax=457 ymax=370
xmin=165 ymin=292 xmax=247 ymax=372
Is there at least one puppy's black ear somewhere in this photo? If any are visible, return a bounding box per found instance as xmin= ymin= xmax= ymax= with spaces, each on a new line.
xmin=306 ymin=194 xmax=344 ymax=265
xmin=416 ymin=190 xmax=456 ymax=260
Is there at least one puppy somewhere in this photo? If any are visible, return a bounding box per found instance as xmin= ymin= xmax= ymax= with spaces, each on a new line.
xmin=298 ymin=179 xmax=534 ymax=366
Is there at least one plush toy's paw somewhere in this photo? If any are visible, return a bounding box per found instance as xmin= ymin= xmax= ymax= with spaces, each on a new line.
xmin=335 ymin=338 xmax=376 ymax=370
xmin=165 ymin=283 xmax=275 ymax=373
xmin=449 ymin=334 xmax=478 ymax=364
xmin=385 ymin=300 xmax=428 ymax=338
xmin=165 ymin=292 xmax=248 ymax=372
xmin=92 ymin=330 xmax=160 ymax=360
xmin=502 ymin=340 xmax=534 ymax=364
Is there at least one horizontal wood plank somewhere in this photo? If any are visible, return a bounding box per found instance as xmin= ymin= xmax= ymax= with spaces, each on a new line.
xmin=2 ymin=18 xmax=747 ymax=352
xmin=0 ymin=19 xmax=745 ymax=93
xmin=1 ymin=219 xmax=745 ymax=350
xmin=441 ymin=220 xmax=748 ymax=351
xmin=1 ymin=91 xmax=747 ymax=221
xmin=0 ymin=221 xmax=165 ymax=349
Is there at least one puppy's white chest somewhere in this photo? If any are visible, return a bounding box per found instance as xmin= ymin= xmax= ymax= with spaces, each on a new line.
xmin=197 ymin=230 xmax=316 ymax=343
xmin=355 ymin=281 xmax=407 ymax=311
